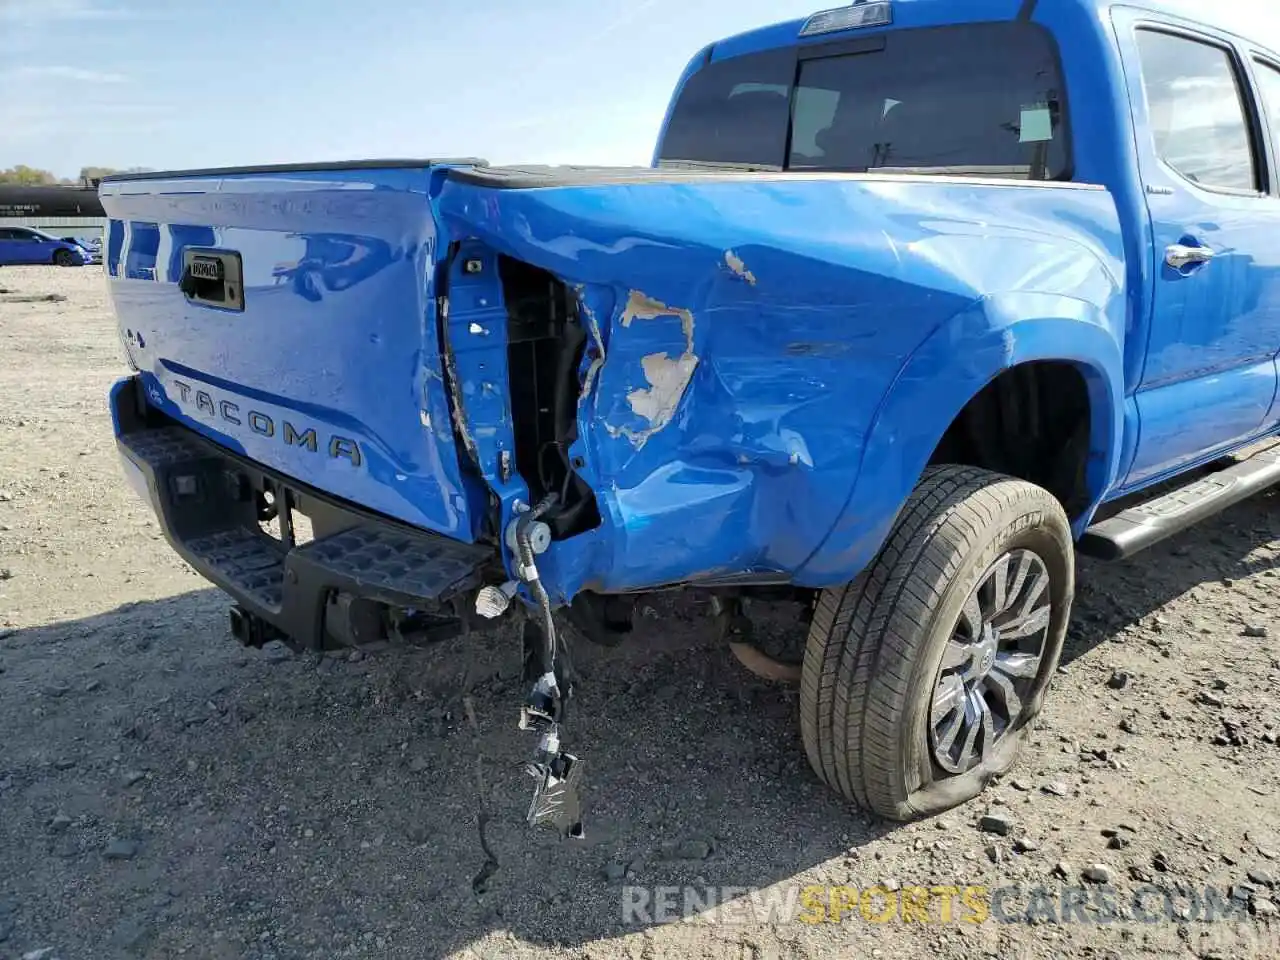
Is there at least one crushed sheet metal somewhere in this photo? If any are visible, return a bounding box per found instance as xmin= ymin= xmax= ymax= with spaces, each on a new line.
xmin=724 ymin=249 xmax=757 ymax=285
xmin=577 ymin=288 xmax=607 ymax=402
xmin=615 ymin=290 xmax=699 ymax=447
xmin=441 ymin=341 xmax=480 ymax=462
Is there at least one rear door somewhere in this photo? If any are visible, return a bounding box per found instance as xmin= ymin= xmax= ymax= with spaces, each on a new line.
xmin=1115 ymin=13 xmax=1280 ymax=488
xmin=1250 ymin=57 xmax=1280 ymax=427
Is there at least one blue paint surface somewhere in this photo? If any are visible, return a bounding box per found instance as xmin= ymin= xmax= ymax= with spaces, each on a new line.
xmin=434 ymin=175 xmax=1126 ymax=595
xmin=1108 ymin=7 xmax=1280 ymax=489
xmin=100 ymin=166 xmax=482 ymax=540
xmin=102 ymin=0 xmax=1280 ymax=607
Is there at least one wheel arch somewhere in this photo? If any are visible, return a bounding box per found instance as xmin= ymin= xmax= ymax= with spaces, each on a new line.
xmin=796 ymin=293 xmax=1126 ymax=585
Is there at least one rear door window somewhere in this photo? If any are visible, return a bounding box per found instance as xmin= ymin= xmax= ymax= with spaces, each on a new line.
xmin=658 ymin=22 xmax=1071 ymax=180
xmin=1134 ymin=29 xmax=1259 ymax=193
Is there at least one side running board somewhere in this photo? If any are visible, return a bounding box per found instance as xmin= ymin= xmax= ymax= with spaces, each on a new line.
xmin=1079 ymin=442 xmax=1280 ymax=561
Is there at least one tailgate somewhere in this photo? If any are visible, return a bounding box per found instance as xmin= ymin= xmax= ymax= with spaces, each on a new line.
xmin=101 ymin=161 xmax=482 ymax=540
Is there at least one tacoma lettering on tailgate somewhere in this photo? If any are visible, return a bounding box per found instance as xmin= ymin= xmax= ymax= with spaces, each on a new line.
xmin=170 ymin=378 xmax=363 ymax=466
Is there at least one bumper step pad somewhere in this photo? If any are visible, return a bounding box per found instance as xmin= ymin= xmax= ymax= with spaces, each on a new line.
xmin=188 ymin=528 xmax=285 ymax=609
xmin=118 ymin=424 xmax=491 ymax=646
xmin=300 ymin=527 xmax=488 ymax=604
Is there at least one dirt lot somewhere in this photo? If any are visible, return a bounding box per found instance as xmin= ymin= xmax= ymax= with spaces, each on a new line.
xmin=1 ymin=263 xmax=1278 ymax=960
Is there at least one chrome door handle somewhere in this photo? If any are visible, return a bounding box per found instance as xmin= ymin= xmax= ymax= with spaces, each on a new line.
xmin=1166 ymin=243 xmax=1215 ymax=269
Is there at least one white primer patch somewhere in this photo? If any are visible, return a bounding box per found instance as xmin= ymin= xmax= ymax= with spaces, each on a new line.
xmin=615 ymin=290 xmax=699 ymax=447
xmin=724 ymin=250 xmax=757 ymax=285
xmin=626 ymin=352 xmax=700 ymax=432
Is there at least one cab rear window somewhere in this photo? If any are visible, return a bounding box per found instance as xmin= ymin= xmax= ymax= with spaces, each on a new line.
xmin=657 ymin=48 xmax=795 ymax=168
xmin=658 ymin=21 xmax=1071 ymax=180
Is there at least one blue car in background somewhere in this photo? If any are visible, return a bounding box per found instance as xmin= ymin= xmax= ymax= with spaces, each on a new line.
xmin=0 ymin=227 xmax=99 ymax=266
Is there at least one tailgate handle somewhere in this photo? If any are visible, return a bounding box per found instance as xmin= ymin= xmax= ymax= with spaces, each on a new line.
xmin=181 ymin=249 xmax=244 ymax=311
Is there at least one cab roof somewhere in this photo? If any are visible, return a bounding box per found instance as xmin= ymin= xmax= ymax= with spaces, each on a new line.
xmin=710 ymin=0 xmax=1277 ymax=63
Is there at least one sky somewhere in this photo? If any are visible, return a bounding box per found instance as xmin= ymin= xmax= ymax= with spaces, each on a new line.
xmin=0 ymin=0 xmax=824 ymax=178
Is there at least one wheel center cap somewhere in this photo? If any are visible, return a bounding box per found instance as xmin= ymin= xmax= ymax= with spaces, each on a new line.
xmin=970 ymin=629 xmax=998 ymax=677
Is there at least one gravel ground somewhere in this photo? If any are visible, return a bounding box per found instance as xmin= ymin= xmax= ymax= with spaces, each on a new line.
xmin=1 ymin=264 xmax=1279 ymax=960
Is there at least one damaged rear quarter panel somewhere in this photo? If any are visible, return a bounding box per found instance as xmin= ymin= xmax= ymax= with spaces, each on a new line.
xmin=434 ymin=175 xmax=1122 ymax=598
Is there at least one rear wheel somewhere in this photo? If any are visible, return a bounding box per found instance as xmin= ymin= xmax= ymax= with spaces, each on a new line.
xmin=799 ymin=465 xmax=1073 ymax=819
xmin=53 ymin=249 xmax=76 ymax=267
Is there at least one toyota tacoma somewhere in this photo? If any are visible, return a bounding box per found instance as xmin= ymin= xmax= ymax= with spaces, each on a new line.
xmin=103 ymin=0 xmax=1280 ymax=834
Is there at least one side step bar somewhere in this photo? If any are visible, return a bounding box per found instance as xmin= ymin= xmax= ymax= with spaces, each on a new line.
xmin=1079 ymin=442 xmax=1280 ymax=560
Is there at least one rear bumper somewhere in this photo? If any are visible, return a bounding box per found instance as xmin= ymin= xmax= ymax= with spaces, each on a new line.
xmin=111 ymin=376 xmax=494 ymax=648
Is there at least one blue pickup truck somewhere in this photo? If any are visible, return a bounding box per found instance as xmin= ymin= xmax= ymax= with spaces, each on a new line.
xmin=103 ymin=0 xmax=1280 ymax=832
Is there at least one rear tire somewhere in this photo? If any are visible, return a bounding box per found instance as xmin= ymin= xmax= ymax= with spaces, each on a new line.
xmin=53 ymin=249 xmax=75 ymax=267
xmin=799 ymin=465 xmax=1073 ymax=820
